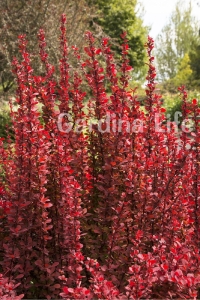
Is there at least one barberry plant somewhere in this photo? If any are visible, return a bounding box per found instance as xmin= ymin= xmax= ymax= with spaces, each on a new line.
xmin=0 ymin=14 xmax=200 ymax=299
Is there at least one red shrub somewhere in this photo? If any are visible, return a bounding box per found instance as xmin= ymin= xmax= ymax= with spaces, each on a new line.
xmin=0 ymin=15 xmax=200 ymax=299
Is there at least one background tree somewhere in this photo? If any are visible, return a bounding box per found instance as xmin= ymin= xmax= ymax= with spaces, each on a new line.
xmin=0 ymin=0 xmax=94 ymax=94
xmin=189 ymin=41 xmax=200 ymax=89
xmin=155 ymin=0 xmax=199 ymax=83
xmin=87 ymin=0 xmax=149 ymax=80
xmin=163 ymin=53 xmax=193 ymax=92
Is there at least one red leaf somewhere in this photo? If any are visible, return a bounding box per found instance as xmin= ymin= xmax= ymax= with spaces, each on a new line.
xmin=44 ymin=203 xmax=53 ymax=208
xmin=192 ymin=98 xmax=198 ymax=105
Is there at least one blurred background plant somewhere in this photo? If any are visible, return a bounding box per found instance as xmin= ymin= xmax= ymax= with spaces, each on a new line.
xmin=0 ymin=101 xmax=13 ymax=139
xmin=0 ymin=0 xmax=95 ymax=94
xmin=155 ymin=0 xmax=200 ymax=94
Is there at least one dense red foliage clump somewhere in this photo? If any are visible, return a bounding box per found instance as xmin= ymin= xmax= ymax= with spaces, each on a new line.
xmin=0 ymin=14 xmax=200 ymax=299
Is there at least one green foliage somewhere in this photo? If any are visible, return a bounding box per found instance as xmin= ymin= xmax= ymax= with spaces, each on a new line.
xmin=0 ymin=105 xmax=13 ymax=139
xmin=163 ymin=93 xmax=182 ymax=121
xmin=88 ymin=0 xmax=148 ymax=80
xmin=189 ymin=42 xmax=200 ymax=89
xmin=164 ymin=53 xmax=193 ymax=92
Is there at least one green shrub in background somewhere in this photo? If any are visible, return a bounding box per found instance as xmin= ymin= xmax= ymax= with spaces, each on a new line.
xmin=163 ymin=90 xmax=200 ymax=123
xmin=0 ymin=102 xmax=13 ymax=139
xmin=163 ymin=93 xmax=182 ymax=122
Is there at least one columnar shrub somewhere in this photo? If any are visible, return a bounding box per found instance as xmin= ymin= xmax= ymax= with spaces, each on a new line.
xmin=0 ymin=15 xmax=200 ymax=299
